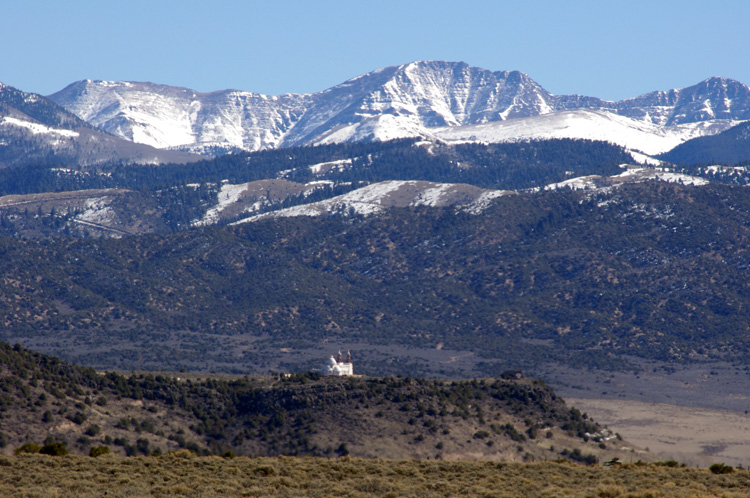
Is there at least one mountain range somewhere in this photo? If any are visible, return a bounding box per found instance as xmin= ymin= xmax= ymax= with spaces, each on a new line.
xmin=46 ymin=61 xmax=750 ymax=157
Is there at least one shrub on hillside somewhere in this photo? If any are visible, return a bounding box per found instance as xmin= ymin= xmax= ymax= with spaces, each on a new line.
xmin=14 ymin=442 xmax=41 ymax=455
xmin=561 ymin=448 xmax=598 ymax=466
xmin=39 ymin=441 xmax=68 ymax=456
xmin=709 ymin=463 xmax=734 ymax=474
xmin=89 ymin=446 xmax=110 ymax=457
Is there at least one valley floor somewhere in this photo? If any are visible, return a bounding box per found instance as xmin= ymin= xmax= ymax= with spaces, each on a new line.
xmin=1 ymin=454 xmax=748 ymax=498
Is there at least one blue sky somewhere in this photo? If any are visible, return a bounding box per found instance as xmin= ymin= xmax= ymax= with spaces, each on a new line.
xmin=4 ymin=0 xmax=750 ymax=101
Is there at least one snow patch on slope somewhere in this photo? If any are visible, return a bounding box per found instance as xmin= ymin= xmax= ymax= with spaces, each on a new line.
xmin=197 ymin=183 xmax=249 ymax=226
xmin=1 ymin=117 xmax=79 ymax=138
xmin=462 ymin=190 xmax=513 ymax=215
xmin=308 ymin=158 xmax=354 ymax=175
xmin=543 ymin=176 xmax=604 ymax=191
xmin=234 ymin=180 xmax=513 ymax=224
xmin=75 ymin=196 xmax=116 ymax=225
xmin=412 ymin=183 xmax=456 ymax=206
xmin=432 ymin=110 xmax=740 ymax=156
xmin=543 ymin=166 xmax=710 ymax=191
xmin=614 ymin=167 xmax=710 ymax=186
xmin=312 ymin=114 xmax=435 ymax=145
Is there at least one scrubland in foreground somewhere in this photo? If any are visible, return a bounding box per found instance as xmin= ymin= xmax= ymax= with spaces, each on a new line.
xmin=1 ymin=453 xmax=748 ymax=498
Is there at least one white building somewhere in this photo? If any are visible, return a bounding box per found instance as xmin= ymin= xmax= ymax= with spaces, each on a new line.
xmin=322 ymin=351 xmax=353 ymax=376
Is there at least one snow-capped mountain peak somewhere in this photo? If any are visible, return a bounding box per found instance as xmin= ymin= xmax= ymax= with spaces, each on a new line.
xmin=50 ymin=80 xmax=311 ymax=153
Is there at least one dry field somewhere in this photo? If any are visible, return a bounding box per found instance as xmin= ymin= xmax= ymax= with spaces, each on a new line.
xmin=1 ymin=453 xmax=749 ymax=498
xmin=569 ymin=398 xmax=750 ymax=469
xmin=541 ymin=359 xmax=750 ymax=469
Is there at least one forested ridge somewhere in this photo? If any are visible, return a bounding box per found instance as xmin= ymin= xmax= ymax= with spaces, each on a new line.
xmin=660 ymin=121 xmax=750 ymax=166
xmin=0 ymin=138 xmax=632 ymax=233
xmin=0 ymin=138 xmax=632 ymax=194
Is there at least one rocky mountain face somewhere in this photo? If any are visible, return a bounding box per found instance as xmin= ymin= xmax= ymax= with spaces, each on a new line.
xmin=0 ymin=82 xmax=202 ymax=168
xmin=47 ymin=61 xmax=750 ymax=156
xmin=279 ymin=62 xmax=563 ymax=147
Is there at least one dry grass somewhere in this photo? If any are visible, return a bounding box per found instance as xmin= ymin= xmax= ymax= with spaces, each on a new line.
xmin=0 ymin=453 xmax=748 ymax=498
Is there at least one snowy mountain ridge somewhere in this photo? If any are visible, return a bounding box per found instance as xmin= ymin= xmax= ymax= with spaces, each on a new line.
xmin=48 ymin=61 xmax=750 ymax=156
xmin=0 ymin=81 xmax=202 ymax=167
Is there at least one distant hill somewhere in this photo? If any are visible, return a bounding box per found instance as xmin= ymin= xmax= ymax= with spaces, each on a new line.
xmin=660 ymin=121 xmax=750 ymax=165
xmin=0 ymin=188 xmax=171 ymax=238
xmin=0 ymin=342 xmax=640 ymax=464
